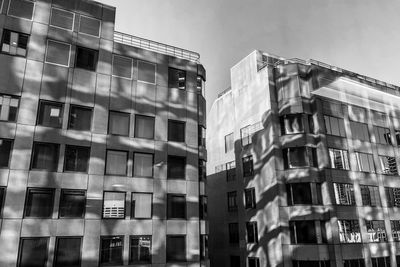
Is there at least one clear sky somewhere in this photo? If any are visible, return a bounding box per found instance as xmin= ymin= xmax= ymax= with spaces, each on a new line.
xmin=97 ymin=0 xmax=400 ymax=112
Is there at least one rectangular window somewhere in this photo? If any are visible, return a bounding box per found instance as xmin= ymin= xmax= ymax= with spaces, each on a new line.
xmin=324 ymin=115 xmax=346 ymax=137
xmin=31 ymin=142 xmax=59 ymax=171
xmin=133 ymin=153 xmax=153 ymax=178
xmin=197 ymin=76 xmax=205 ymax=95
xmin=103 ymin=192 xmax=125 ymax=219
xmin=129 ymin=236 xmax=151 ymax=263
xmin=166 ymin=235 xmax=186 ymax=262
xmin=290 ymin=221 xmax=317 ymax=243
xmin=199 ymin=195 xmax=207 ymax=220
xmin=112 ymin=55 xmax=133 ymax=79
xmin=228 ymin=223 xmax=239 ymax=244
xmin=224 ymin=133 xmax=234 ymax=153
xmin=168 ymin=120 xmax=185 ymax=142
xmin=8 ymin=0 xmax=34 ymax=20
xmin=200 ymin=235 xmax=208 ymax=260
xmin=0 ymin=94 xmax=19 ymax=121
xmin=244 ymin=188 xmax=256 ymax=209
xmin=360 ymin=185 xmax=381 ymax=207
xmin=45 ymin=40 xmax=71 ymax=66
xmin=350 ymin=121 xmax=370 ymax=141
xmin=283 ymin=147 xmax=318 ymax=169
xmin=280 ymin=114 xmax=304 ymax=135
xmin=355 ymin=152 xmax=375 ymax=173
xmin=75 ymin=46 xmax=98 ymax=71
xmin=0 ymin=187 xmax=5 ymax=217
xmin=24 ymin=188 xmax=55 ymax=218
xmin=246 ymin=221 xmax=258 ymax=243
xmin=227 ymin=191 xmax=237 ymax=212
xmin=138 ymin=61 xmax=156 ymax=84
xmin=50 ymin=7 xmax=74 ymax=30
xmin=79 ymin=15 xmax=101 ymax=37
xmin=54 ymin=237 xmax=82 ymax=267
xmin=37 ymin=100 xmax=63 ymax=128
xmin=0 ymin=138 xmax=13 ymax=168
xmin=68 ymin=105 xmax=92 ymax=131
xmin=198 ymin=126 xmax=206 ymax=147
xmin=199 ymin=160 xmax=206 ymax=181
xmin=293 ymin=260 xmax=331 ymax=267
xmin=105 ymin=150 xmax=128 ymax=176
xmin=59 ymin=189 xmax=86 ymax=218
xmin=328 ymin=148 xmax=350 ymax=170
xmin=1 ymin=29 xmax=28 ymax=57
xmin=167 ymin=156 xmax=186 ymax=179
xmin=385 ymin=187 xmax=400 ymax=207
xmin=167 ymin=194 xmax=186 ymax=219
xmin=231 ymin=256 xmax=240 ymax=267
xmin=108 ymin=111 xmax=130 ymax=136
xmin=64 ymin=145 xmax=90 ymax=173
xmin=371 ymin=257 xmax=390 ymax=267
xmin=131 ymin=193 xmax=152 ymax=219
xmin=338 ymin=220 xmax=361 ymax=243
xmin=333 ymin=183 xmax=355 ymax=206
xmin=343 ymin=259 xmax=365 ymax=267
xmin=226 ymin=161 xmax=236 ymax=181
xmin=286 ymin=183 xmax=312 ymax=205
xmin=378 ymin=155 xmax=398 ymax=175
xmin=374 ymin=126 xmax=392 ymax=145
xmin=240 ymin=125 xmax=252 ymax=146
xmin=396 ymin=130 xmax=400 ymax=146
xmin=18 ymin=238 xmax=48 ymax=267
xmin=391 ymin=220 xmax=400 ymax=242
xmin=168 ymin=68 xmax=186 ymax=89
xmin=366 ymin=220 xmax=387 ymax=242
xmin=134 ymin=115 xmax=155 ymax=139
xmin=242 ymin=155 xmax=254 ymax=177
xmin=248 ymin=257 xmax=260 ymax=267
xmin=100 ymin=236 xmax=123 ymax=266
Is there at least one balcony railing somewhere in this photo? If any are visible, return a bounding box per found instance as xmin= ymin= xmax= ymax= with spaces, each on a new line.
xmin=114 ymin=31 xmax=200 ymax=63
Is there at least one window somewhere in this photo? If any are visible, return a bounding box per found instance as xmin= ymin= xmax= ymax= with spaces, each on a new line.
xmin=45 ymin=40 xmax=71 ymax=66
xmin=167 ymin=194 xmax=186 ymax=219
xmin=366 ymin=220 xmax=387 ymax=242
xmin=371 ymin=257 xmax=390 ymax=267
xmin=286 ymin=183 xmax=312 ymax=205
xmin=168 ymin=68 xmax=186 ymax=89
xmin=59 ymin=189 xmax=86 ymax=218
xmin=167 ymin=156 xmax=186 ymax=179
xmin=108 ymin=111 xmax=130 ymax=136
xmin=199 ymin=195 xmax=207 ymax=220
xmin=64 ymin=145 xmax=90 ymax=173
xmin=199 ymin=160 xmax=206 ymax=181
xmin=292 ymin=260 xmax=330 ymax=267
xmin=328 ymin=148 xmax=349 ymax=170
xmin=226 ymin=161 xmax=236 ymax=181
xmin=374 ymin=126 xmax=392 ymax=145
xmin=338 ymin=220 xmax=361 ymax=243
xmin=230 ymin=256 xmax=240 ymax=267
xmin=133 ymin=153 xmax=153 ymax=178
xmin=324 ymin=115 xmax=346 ymax=137
xmin=166 ymin=235 xmax=186 ymax=262
xmin=103 ymin=192 xmax=125 ymax=219
xmin=333 ymin=183 xmax=355 ymax=206
xmin=246 ymin=221 xmax=258 ymax=243
xmin=396 ymin=130 xmax=400 ymax=146
xmin=54 ymin=237 xmax=82 ymax=267
xmin=360 ymin=185 xmax=381 ymax=207
xmin=228 ymin=223 xmax=239 ymax=244
xmin=37 ymin=100 xmax=63 ymax=128
xmin=197 ymin=76 xmax=205 ymax=95
xmin=50 ymin=7 xmax=74 ymax=30
xmin=280 ymin=114 xmax=304 ymax=135
xmin=100 ymin=236 xmax=123 ymax=266
xmin=24 ymin=188 xmax=55 ymax=218
xmin=129 ymin=236 xmax=151 ymax=264
xmin=138 ymin=61 xmax=156 ymax=84
xmin=386 ymin=187 xmax=400 ymax=207
xmin=168 ymin=120 xmax=185 ymax=142
xmin=343 ymin=259 xmax=365 ymax=267
xmin=105 ymin=150 xmax=128 ymax=176
xmin=289 ymin=221 xmax=317 ymax=243
xmin=227 ymin=191 xmax=237 ymax=212
xmin=198 ymin=126 xmax=206 ymax=147
xmin=18 ymin=238 xmax=48 ymax=267
xmin=244 ymin=188 xmax=256 ymax=209
xmin=391 ymin=221 xmax=400 ymax=242
xmin=283 ymin=147 xmax=318 ymax=169
xmin=225 ymin=133 xmax=234 ymax=153
xmin=240 ymin=125 xmax=252 ymax=146
xmin=31 ymin=142 xmax=59 ymax=171
xmin=200 ymin=235 xmax=208 ymax=260
xmin=0 ymin=187 xmax=5 ymax=217
xmin=378 ymin=155 xmax=398 ymax=175
xmin=131 ymin=193 xmax=152 ymax=219
xmin=242 ymin=155 xmax=254 ymax=177
xmin=350 ymin=121 xmax=369 ymax=141
xmin=68 ymin=105 xmax=92 ymax=131
xmin=355 ymin=152 xmax=375 ymax=173
xmin=75 ymin=46 xmax=98 ymax=71
xmin=79 ymin=15 xmax=101 ymax=37
xmin=134 ymin=115 xmax=155 ymax=139
xmin=0 ymin=94 xmax=19 ymax=121
xmin=8 ymin=0 xmax=34 ymax=20
xmin=0 ymin=139 xmax=13 ymax=168
xmin=248 ymin=257 xmax=260 ymax=267
xmin=112 ymin=55 xmax=133 ymax=79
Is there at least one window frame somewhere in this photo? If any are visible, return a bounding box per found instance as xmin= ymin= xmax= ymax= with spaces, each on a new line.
xmin=108 ymin=110 xmax=130 ymax=136
xmin=244 ymin=188 xmax=256 ymax=209
xmin=324 ymin=115 xmax=346 ymax=137
xmin=133 ymin=152 xmax=154 ymax=178
xmin=36 ymin=99 xmax=64 ymax=128
xmin=112 ymin=54 xmax=133 ymax=79
xmin=129 ymin=235 xmax=152 ymax=264
xmin=328 ymin=148 xmax=350 ymax=170
xmin=131 ymin=192 xmax=153 ymax=219
xmin=23 ymin=187 xmax=55 ymax=218
xmin=242 ymin=155 xmax=254 ymax=177
xmin=246 ymin=221 xmax=258 ymax=244
xmin=226 ymin=161 xmax=236 ymax=181
xmin=17 ymin=237 xmax=49 ymax=267
xmin=102 ymin=191 xmax=126 ymax=219
xmin=360 ymin=185 xmax=381 ymax=207
xmin=1 ymin=29 xmax=29 ymax=57
xmin=7 ymin=0 xmax=35 ymax=21
xmin=63 ymin=145 xmax=91 ymax=173
xmin=167 ymin=155 xmax=186 ymax=180
xmin=45 ymin=39 xmax=72 ymax=67
xmin=134 ymin=114 xmax=155 ymax=139
xmin=137 ymin=60 xmax=156 ymax=84
xmin=224 ymin=132 xmax=234 ymax=153
xmin=67 ymin=104 xmax=93 ymax=131
xmin=99 ymin=235 xmax=124 ymax=266
xmin=75 ymin=46 xmax=99 ymax=71
xmin=166 ymin=235 xmax=186 ymax=262
xmin=168 ymin=119 xmax=186 ymax=143
xmin=0 ymin=93 xmax=20 ymax=122
xmin=227 ymin=191 xmax=238 ymax=212
xmin=248 ymin=257 xmax=261 ymax=267
xmin=0 ymin=138 xmax=13 ymax=168
xmin=78 ymin=14 xmax=101 ymax=37
xmin=105 ymin=149 xmax=129 ymax=176
xmin=30 ymin=142 xmax=60 ymax=172
xmin=228 ymin=223 xmax=239 ymax=244
xmin=168 ymin=67 xmax=186 ymax=89
xmin=58 ymin=189 xmax=86 ymax=218
xmin=0 ymin=187 xmax=6 ymax=218
xmin=53 ymin=236 xmax=82 ymax=267
xmin=167 ymin=194 xmax=186 ymax=220
xmin=49 ymin=7 xmax=75 ymax=31
xmin=333 ymin=183 xmax=356 ymax=206
xmin=349 ymin=120 xmax=370 ymax=141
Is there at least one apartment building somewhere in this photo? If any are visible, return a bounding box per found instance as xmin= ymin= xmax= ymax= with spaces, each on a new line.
xmin=207 ymin=50 xmax=400 ymax=267
xmin=0 ymin=0 xmax=207 ymax=266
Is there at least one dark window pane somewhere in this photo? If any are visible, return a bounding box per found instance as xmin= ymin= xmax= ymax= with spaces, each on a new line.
xmin=167 ymin=156 xmax=186 ymax=179
xmin=134 ymin=115 xmax=155 ymax=139
xmin=37 ymin=101 xmax=63 ymax=128
xmin=105 ymin=150 xmax=128 ymax=176
xmin=248 ymin=257 xmax=260 ymax=267
xmin=283 ymin=147 xmax=317 ymax=168
xmin=75 ymin=46 xmax=98 ymax=71
xmin=200 ymin=235 xmax=208 ymax=260
xmin=59 ymin=190 xmax=86 ymax=218
xmin=18 ymin=238 xmax=48 ymax=267
xmin=46 ymin=40 xmax=70 ymax=66
xmin=68 ymin=106 xmax=92 ymax=131
xmin=0 ymin=94 xmax=19 ymax=121
xmin=24 ymin=188 xmax=54 ymax=218
xmin=112 ymin=55 xmax=132 ymax=79
xmin=8 ymin=0 xmax=34 ymax=20
xmin=227 ymin=191 xmax=237 ymax=212
xmin=167 ymin=194 xmax=186 ymax=219
xmin=108 ymin=111 xmax=130 ymax=136
xmin=100 ymin=236 xmax=123 ymax=265
xmin=350 ymin=121 xmax=370 ymax=141
xmin=242 ymin=155 xmax=254 ymax=176
xmin=198 ymin=126 xmax=206 ymax=146
xmin=129 ymin=236 xmax=151 ymax=263
xmin=374 ymin=126 xmax=392 ymax=145
xmin=287 ymin=183 xmax=312 ymax=205
xmin=133 ymin=153 xmax=153 ymax=177
xmin=199 ymin=195 xmax=207 ymax=220
xmin=379 ymin=155 xmax=398 ymax=175
xmin=0 ymin=187 xmax=5 ymax=217
xmin=168 ymin=68 xmax=186 ymax=89
xmin=324 ymin=115 xmax=346 ymax=137
xmin=328 ymin=148 xmax=350 ymax=170
xmin=199 ymin=160 xmax=206 ymax=181
xmin=64 ymin=145 xmax=90 ymax=172
xmin=334 ymin=183 xmax=356 ymax=206
xmin=244 ymin=188 xmax=256 ymax=209
xmin=360 ymin=185 xmax=381 ymax=206
xmin=246 ymin=222 xmax=258 ymax=243
xmin=79 ymin=15 xmax=101 ymax=37
xmin=138 ymin=61 xmax=156 ymax=84
xmin=166 ymin=236 xmax=186 ymax=262
xmin=226 ymin=161 xmax=236 ymax=181
xmin=280 ymin=114 xmax=304 ymax=135
xmin=230 ymin=256 xmax=240 ymax=267
xmin=290 ymin=221 xmax=317 ymax=243
xmin=168 ymin=120 xmax=185 ymax=142
xmin=228 ymin=223 xmax=239 ymax=244
xmin=31 ymin=143 xmax=59 ymax=171
xmin=54 ymin=237 xmax=81 ymax=267
xmin=131 ymin=193 xmax=152 ymax=218
xmin=50 ymin=8 xmax=74 ymax=30
xmin=103 ymin=192 xmax=125 ymax=219
xmin=0 ymin=139 xmax=13 ymax=167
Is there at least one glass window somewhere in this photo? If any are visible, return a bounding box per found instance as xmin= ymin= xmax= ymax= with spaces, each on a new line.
xmin=378 ymin=155 xmax=398 ymax=175
xmin=108 ymin=111 xmax=130 ymax=136
xmin=227 ymin=191 xmax=237 ymax=212
xmin=338 ymin=220 xmax=361 ymax=243
xmin=386 ymin=187 xmax=400 ymax=207
xmin=244 ymin=188 xmax=256 ymax=209
xmin=0 ymin=138 xmax=13 ymax=168
xmin=131 ymin=193 xmax=152 ymax=219
xmin=226 ymin=161 xmax=236 ymax=181
xmin=343 ymin=259 xmax=365 ymax=267
xmin=64 ymin=145 xmax=90 ymax=173
xmin=240 ymin=125 xmax=252 ymax=146
xmin=31 ymin=142 xmax=59 ymax=171
xmin=328 ymin=148 xmax=350 ymax=170
xmin=50 ymin=8 xmax=74 ymax=30
xmin=199 ymin=160 xmax=206 ymax=181
xmin=24 ymin=188 xmax=55 ymax=218
xmin=1 ymin=29 xmax=28 ymax=57
xmin=395 ymin=129 xmax=400 ymax=146
xmin=105 ymin=150 xmax=128 ymax=176
xmin=248 ymin=257 xmax=260 ymax=267
xmin=280 ymin=114 xmax=304 ymax=135
xmin=366 ymin=220 xmax=387 ymax=242
xmin=100 ymin=236 xmax=123 ymax=266
xmin=374 ymin=126 xmax=392 ymax=145
xmin=54 ymin=237 xmax=82 ymax=267
xmin=133 ymin=153 xmax=153 ymax=178
xmin=246 ymin=221 xmax=258 ymax=243
xmin=59 ymin=189 xmax=86 ymax=218
xmin=333 ymin=183 xmax=355 ymax=206
xmin=197 ymin=76 xmax=205 ymax=95
xmin=75 ymin=46 xmax=98 ymax=71
xmin=242 ymin=155 xmax=254 ymax=177
xmin=286 ymin=183 xmax=312 ymax=205
xmin=283 ymin=147 xmax=318 ymax=169
xmin=355 ymin=152 xmax=375 ymax=173
xmin=8 ymin=0 xmax=34 ymax=20
xmin=138 ymin=61 xmax=156 ymax=84
xmin=360 ymin=185 xmax=381 ymax=207
xmin=225 ymin=133 xmax=234 ymax=153
xmin=293 ymin=260 xmax=331 ymax=267
xmin=290 ymin=221 xmax=317 ymax=243
xmin=0 ymin=94 xmax=19 ymax=121
xmin=18 ymin=238 xmax=48 ymax=267
xmin=168 ymin=68 xmax=186 ymax=89
xmin=200 ymin=235 xmax=208 ymax=260
xmin=198 ymin=126 xmax=206 ymax=147
xmin=79 ymin=15 xmax=101 ymax=37
xmin=167 ymin=156 xmax=186 ymax=179
xmin=167 ymin=194 xmax=186 ymax=219
xmin=168 ymin=120 xmax=185 ymax=142
xmin=112 ymin=55 xmax=132 ymax=79
xmin=103 ymin=192 xmax=125 ymax=219
xmin=391 ymin=220 xmax=400 ymax=242
xmin=37 ymin=100 xmax=63 ymax=128
xmin=129 ymin=236 xmax=151 ymax=264
xmin=0 ymin=187 xmax=5 ymax=217
xmin=350 ymin=121 xmax=369 ymax=141
xmin=134 ymin=115 xmax=155 ymax=139
xmin=199 ymin=195 xmax=207 ymax=220
xmin=228 ymin=223 xmax=239 ymax=244
xmin=324 ymin=115 xmax=346 ymax=137
xmin=45 ymin=40 xmax=71 ymax=66
xmin=166 ymin=235 xmax=186 ymax=262
xmin=68 ymin=105 xmax=92 ymax=131
xmin=230 ymin=256 xmax=241 ymax=267
xmin=371 ymin=257 xmax=390 ymax=267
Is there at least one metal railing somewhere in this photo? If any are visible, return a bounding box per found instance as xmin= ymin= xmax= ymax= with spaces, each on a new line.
xmin=114 ymin=31 xmax=200 ymax=63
